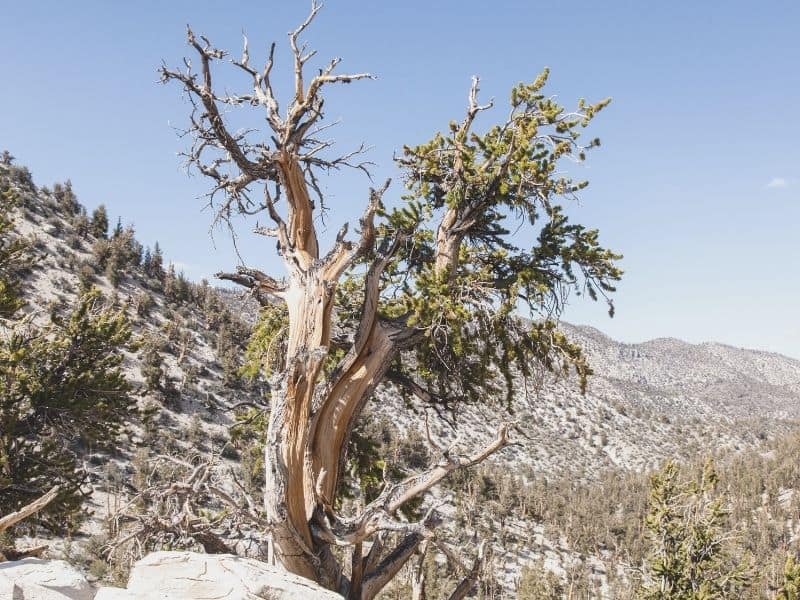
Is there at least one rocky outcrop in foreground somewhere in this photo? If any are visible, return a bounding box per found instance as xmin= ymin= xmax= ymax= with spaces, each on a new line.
xmin=0 ymin=558 xmax=94 ymax=600
xmin=1 ymin=552 xmax=342 ymax=600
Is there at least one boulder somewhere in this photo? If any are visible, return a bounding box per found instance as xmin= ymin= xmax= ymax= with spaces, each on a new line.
xmin=0 ymin=558 xmax=95 ymax=600
xmin=95 ymin=551 xmax=342 ymax=600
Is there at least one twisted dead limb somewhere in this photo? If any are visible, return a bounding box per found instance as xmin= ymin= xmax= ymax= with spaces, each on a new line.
xmin=104 ymin=455 xmax=267 ymax=567
xmin=0 ymin=485 xmax=60 ymax=562
xmin=0 ymin=485 xmax=60 ymax=536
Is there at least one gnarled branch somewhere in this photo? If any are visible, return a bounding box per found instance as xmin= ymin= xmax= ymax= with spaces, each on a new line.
xmin=216 ymin=266 xmax=287 ymax=304
xmin=321 ymin=179 xmax=389 ymax=282
xmin=361 ymin=532 xmax=426 ymax=599
xmin=382 ymin=423 xmax=512 ymax=514
xmin=0 ymin=485 xmax=60 ymax=536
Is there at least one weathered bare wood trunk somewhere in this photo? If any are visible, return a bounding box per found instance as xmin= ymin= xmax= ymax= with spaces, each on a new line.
xmin=159 ymin=9 xmax=540 ymax=596
xmin=310 ymin=323 xmax=398 ymax=507
xmin=265 ymin=273 xmax=404 ymax=589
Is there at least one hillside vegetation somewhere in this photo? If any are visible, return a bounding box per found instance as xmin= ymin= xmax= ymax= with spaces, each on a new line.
xmin=2 ymin=154 xmax=800 ymax=597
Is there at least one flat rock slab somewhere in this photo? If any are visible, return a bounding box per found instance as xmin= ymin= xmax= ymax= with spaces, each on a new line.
xmin=95 ymin=551 xmax=343 ymax=600
xmin=0 ymin=558 xmax=95 ymax=600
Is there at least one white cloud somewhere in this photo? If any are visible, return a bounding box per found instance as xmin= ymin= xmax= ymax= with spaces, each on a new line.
xmin=766 ymin=177 xmax=790 ymax=189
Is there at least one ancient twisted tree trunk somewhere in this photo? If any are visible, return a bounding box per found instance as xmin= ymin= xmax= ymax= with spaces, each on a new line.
xmin=264 ymin=280 xmax=329 ymax=581
xmin=267 ymin=318 xmax=400 ymax=588
xmin=162 ymin=8 xmax=518 ymax=596
xmin=260 ymin=157 xmax=478 ymax=592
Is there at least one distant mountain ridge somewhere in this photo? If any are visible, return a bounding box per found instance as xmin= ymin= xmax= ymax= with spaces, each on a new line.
xmin=410 ymin=320 xmax=800 ymax=478
xmin=567 ymin=322 xmax=800 ymax=406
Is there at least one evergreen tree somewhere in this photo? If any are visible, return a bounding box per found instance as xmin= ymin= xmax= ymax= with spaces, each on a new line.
xmin=71 ymin=210 xmax=90 ymax=239
xmin=162 ymin=7 xmax=621 ymax=593
xmin=105 ymin=255 xmax=120 ymax=287
xmin=778 ymin=555 xmax=800 ymax=600
xmin=215 ymin=321 xmax=242 ymax=387
xmin=91 ymin=237 xmax=112 ymax=268
xmin=126 ymin=225 xmax=143 ymax=266
xmin=91 ymin=204 xmax=109 ymax=239
xmin=53 ymin=180 xmax=79 ymax=215
xmin=163 ymin=263 xmax=177 ymax=300
xmin=163 ymin=264 xmax=191 ymax=304
xmin=142 ymin=246 xmax=152 ymax=274
xmin=638 ymin=460 xmax=753 ymax=599
xmin=77 ymin=262 xmax=96 ymax=292
xmin=134 ymin=290 xmax=154 ymax=318
xmin=2 ymin=166 xmax=133 ymax=534
xmin=0 ymin=183 xmax=31 ymax=318
xmin=150 ymin=241 xmax=164 ymax=281
xmin=0 ymin=288 xmax=133 ymax=533
xmin=240 ymin=303 xmax=289 ymax=381
xmin=112 ymin=216 xmax=123 ymax=239
xmin=140 ymin=334 xmax=165 ymax=392
xmin=103 ymin=223 xmax=142 ymax=286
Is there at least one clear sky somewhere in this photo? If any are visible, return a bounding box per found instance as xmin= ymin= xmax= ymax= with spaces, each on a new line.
xmin=1 ymin=1 xmax=798 ymax=358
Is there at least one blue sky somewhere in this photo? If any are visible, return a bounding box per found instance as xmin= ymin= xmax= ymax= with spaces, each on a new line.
xmin=1 ymin=1 xmax=798 ymax=358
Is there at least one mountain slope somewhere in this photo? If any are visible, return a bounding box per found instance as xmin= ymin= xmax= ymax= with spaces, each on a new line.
xmin=8 ymin=156 xmax=798 ymax=483
xmin=4 ymin=155 xmax=800 ymax=596
xmin=411 ymin=321 xmax=800 ymax=482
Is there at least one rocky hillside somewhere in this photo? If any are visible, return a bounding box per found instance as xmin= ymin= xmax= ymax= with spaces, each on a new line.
xmin=416 ymin=320 xmax=800 ymax=484
xmin=4 ymin=156 xmax=800 ymax=597
xmin=7 ymin=155 xmax=799 ymax=479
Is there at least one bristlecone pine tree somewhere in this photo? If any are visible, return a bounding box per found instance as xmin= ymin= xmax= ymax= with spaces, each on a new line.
xmin=638 ymin=460 xmax=753 ymax=599
xmin=161 ymin=3 xmax=621 ymax=598
xmin=0 ymin=173 xmax=133 ymax=535
xmin=778 ymin=555 xmax=800 ymax=600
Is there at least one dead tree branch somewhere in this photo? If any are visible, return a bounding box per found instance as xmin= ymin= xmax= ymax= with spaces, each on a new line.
xmin=105 ymin=455 xmax=267 ymax=566
xmin=0 ymin=485 xmax=60 ymax=536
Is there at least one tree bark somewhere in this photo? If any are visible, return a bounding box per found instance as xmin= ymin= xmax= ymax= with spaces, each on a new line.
xmin=265 ymin=272 xmax=403 ymax=589
xmin=310 ymin=322 xmax=398 ymax=507
xmin=263 ymin=279 xmax=333 ymax=582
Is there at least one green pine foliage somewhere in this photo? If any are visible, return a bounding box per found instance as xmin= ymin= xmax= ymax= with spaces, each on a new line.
xmin=147 ymin=242 xmax=164 ymax=281
xmin=0 ymin=154 xmax=258 ymax=549
xmin=52 ymin=181 xmax=80 ymax=216
xmin=778 ymin=555 xmax=800 ymax=600
xmin=1 ymin=163 xmax=134 ymax=534
xmin=239 ymin=303 xmax=289 ymax=381
xmin=0 ymin=288 xmax=133 ymax=533
xmin=139 ymin=333 xmax=166 ymax=392
xmin=163 ymin=264 xmax=191 ymax=305
xmin=93 ymin=223 xmax=143 ymax=287
xmin=638 ymin=459 xmax=753 ymax=599
xmin=229 ymin=407 xmax=268 ymax=495
xmin=215 ymin=321 xmax=243 ymax=387
xmin=414 ymin=429 xmax=800 ymax=597
xmin=0 ymin=184 xmax=31 ymax=318
xmin=332 ymin=69 xmax=622 ymax=416
xmin=91 ymin=204 xmax=109 ymax=239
